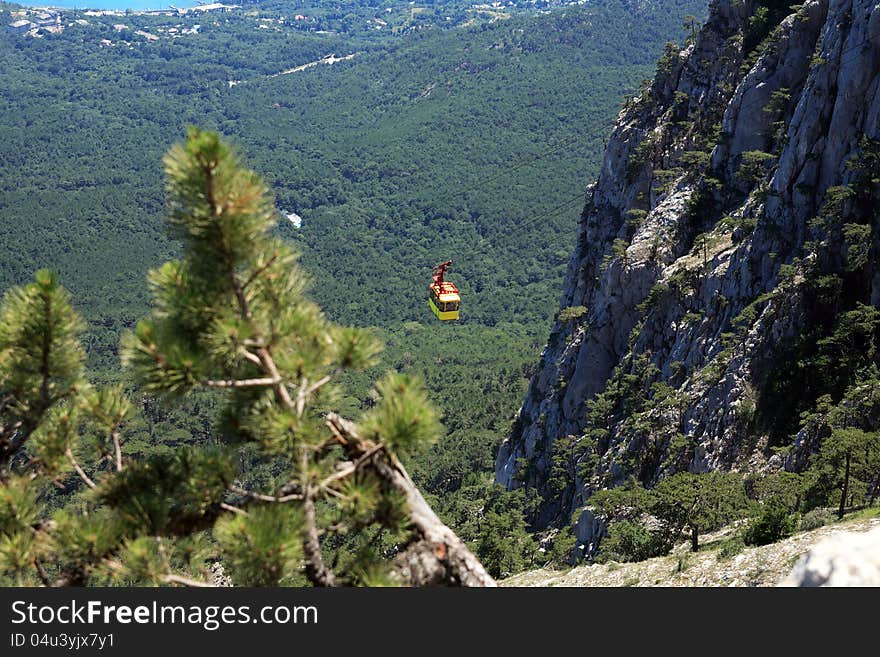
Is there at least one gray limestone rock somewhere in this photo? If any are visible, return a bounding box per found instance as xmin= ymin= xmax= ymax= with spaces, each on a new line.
xmin=780 ymin=525 xmax=880 ymax=586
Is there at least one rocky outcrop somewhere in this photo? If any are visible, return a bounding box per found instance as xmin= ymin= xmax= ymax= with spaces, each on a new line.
xmin=496 ymin=0 xmax=880 ymax=549
xmin=780 ymin=524 xmax=880 ymax=586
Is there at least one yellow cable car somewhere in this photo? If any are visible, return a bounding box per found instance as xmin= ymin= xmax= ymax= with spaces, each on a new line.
xmin=428 ymin=260 xmax=460 ymax=321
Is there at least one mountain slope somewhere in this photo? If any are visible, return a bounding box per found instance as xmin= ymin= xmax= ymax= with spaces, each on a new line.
xmin=502 ymin=514 xmax=880 ymax=586
xmin=496 ymin=0 xmax=880 ymax=549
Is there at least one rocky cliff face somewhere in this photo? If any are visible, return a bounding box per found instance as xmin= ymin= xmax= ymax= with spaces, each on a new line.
xmin=496 ymin=0 xmax=880 ymax=551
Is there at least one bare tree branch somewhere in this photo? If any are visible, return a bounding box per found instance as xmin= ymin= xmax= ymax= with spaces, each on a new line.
xmin=305 ymin=374 xmax=334 ymax=396
xmin=163 ymin=573 xmax=217 ymax=588
xmin=65 ymin=446 xmax=96 ymax=489
xmin=240 ymin=350 xmax=263 ymax=366
xmin=219 ymin=502 xmax=248 ymax=515
xmin=203 ymin=376 xmax=281 ymax=388
xmin=111 ymin=430 xmax=123 ymax=472
xmin=296 ymin=377 xmax=309 ymax=418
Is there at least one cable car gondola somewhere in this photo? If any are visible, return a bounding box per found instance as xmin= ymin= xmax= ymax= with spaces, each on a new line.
xmin=428 ymin=260 xmax=460 ymax=321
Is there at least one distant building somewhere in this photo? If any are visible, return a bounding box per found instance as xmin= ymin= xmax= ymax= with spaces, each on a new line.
xmin=134 ymin=29 xmax=159 ymax=42
xmin=7 ymin=19 xmax=34 ymax=34
xmin=33 ymin=11 xmax=61 ymax=28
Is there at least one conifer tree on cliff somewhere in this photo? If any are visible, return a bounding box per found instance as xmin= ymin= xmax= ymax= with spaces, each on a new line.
xmin=0 ymin=128 xmax=494 ymax=587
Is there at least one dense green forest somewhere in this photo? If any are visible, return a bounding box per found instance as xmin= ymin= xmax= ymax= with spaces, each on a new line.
xmin=0 ymin=0 xmax=706 ymax=576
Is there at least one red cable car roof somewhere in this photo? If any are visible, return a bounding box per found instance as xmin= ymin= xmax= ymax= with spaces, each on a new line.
xmin=431 ymin=280 xmax=459 ymax=295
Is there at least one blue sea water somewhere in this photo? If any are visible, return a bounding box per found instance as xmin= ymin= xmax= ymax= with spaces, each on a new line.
xmin=14 ymin=0 xmax=198 ymax=10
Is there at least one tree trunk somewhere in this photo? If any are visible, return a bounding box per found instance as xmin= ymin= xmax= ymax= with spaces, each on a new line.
xmin=690 ymin=525 xmax=699 ymax=552
xmin=327 ymin=414 xmax=496 ymax=587
xmin=838 ymin=449 xmax=851 ymax=520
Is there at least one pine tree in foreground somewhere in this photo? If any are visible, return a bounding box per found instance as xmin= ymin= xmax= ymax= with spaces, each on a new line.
xmin=0 ymin=128 xmax=494 ymax=587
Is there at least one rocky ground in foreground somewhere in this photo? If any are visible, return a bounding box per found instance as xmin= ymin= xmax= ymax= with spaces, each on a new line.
xmin=502 ymin=514 xmax=880 ymax=587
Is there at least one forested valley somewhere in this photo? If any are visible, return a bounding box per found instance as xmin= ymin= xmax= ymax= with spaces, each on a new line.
xmin=1 ymin=0 xmax=708 ymax=582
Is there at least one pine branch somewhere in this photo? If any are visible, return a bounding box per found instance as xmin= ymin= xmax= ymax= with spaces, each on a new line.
xmin=318 ymin=521 xmax=348 ymax=537
xmin=240 ymin=350 xmax=263 ymax=366
xmin=260 ymin=348 xmax=296 ymax=410
xmin=0 ymin=272 xmax=84 ymax=481
xmin=305 ymin=373 xmax=337 ymax=395
xmin=296 ymin=369 xmax=341 ymax=414
xmin=219 ymin=502 xmax=248 ymax=515
xmin=296 ymin=377 xmax=308 ymax=418
xmin=241 ymin=252 xmax=279 ymax=291
xmin=230 ymin=484 xmax=302 ymax=503
xmin=193 ymin=149 xmax=297 ymax=416
xmin=302 ymin=488 xmax=337 ymax=587
xmin=326 ymin=414 xmax=496 ymax=587
xmin=317 ymin=462 xmax=357 ymax=492
xmin=140 ymin=538 xmax=217 ymax=587
xmin=204 ymin=165 xmax=295 ymax=412
xmin=299 ymin=429 xmax=338 ymax=588
xmin=317 ymin=443 xmax=384 ymax=493
xmin=203 ymin=376 xmax=281 ymax=389
xmin=163 ymin=573 xmax=217 ymax=588
xmin=32 ymin=558 xmax=51 ymax=587
xmin=65 ymin=446 xmax=96 ymax=489
xmin=320 ymin=486 xmax=345 ymax=499
xmin=111 ymin=430 xmax=123 ymax=472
